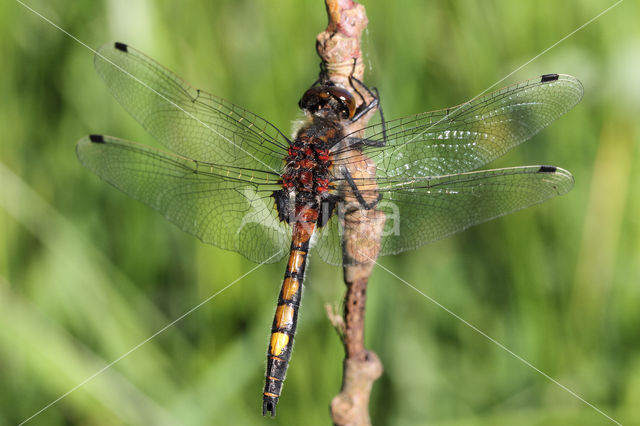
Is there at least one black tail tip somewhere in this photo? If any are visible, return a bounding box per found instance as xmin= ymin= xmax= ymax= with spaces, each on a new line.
xmin=541 ymin=73 xmax=559 ymax=82
xmin=89 ymin=134 xmax=105 ymax=143
xmin=114 ymin=42 xmax=128 ymax=52
xmin=262 ymin=398 xmax=278 ymax=417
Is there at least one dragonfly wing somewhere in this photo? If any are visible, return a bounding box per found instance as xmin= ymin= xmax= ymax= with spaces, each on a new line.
xmin=94 ymin=42 xmax=288 ymax=172
xmin=311 ymin=213 xmax=343 ymax=266
xmin=333 ymin=74 xmax=583 ymax=178
xmin=317 ymin=166 xmax=573 ymax=261
xmin=77 ymin=135 xmax=290 ymax=263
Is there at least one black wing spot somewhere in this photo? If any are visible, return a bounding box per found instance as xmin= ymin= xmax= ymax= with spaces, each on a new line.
xmin=538 ymin=165 xmax=557 ymax=173
xmin=541 ymin=74 xmax=559 ymax=83
xmin=89 ymin=134 xmax=105 ymax=143
xmin=114 ymin=42 xmax=128 ymax=53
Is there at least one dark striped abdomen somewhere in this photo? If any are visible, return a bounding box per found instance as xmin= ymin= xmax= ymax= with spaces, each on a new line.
xmin=262 ymin=207 xmax=317 ymax=416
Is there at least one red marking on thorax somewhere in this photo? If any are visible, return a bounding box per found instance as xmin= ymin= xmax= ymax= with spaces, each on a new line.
xmin=280 ymin=120 xmax=339 ymax=207
xmin=317 ymin=150 xmax=330 ymax=161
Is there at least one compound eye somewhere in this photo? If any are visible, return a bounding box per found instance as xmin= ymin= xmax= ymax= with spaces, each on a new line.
xmin=343 ymin=95 xmax=356 ymax=119
xmin=299 ymin=87 xmax=328 ymax=111
xmin=328 ymin=87 xmax=356 ymax=119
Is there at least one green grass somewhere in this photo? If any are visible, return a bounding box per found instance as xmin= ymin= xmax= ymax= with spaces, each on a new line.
xmin=1 ymin=0 xmax=639 ymax=424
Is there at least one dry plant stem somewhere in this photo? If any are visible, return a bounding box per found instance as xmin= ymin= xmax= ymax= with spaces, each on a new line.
xmin=317 ymin=1 xmax=384 ymax=425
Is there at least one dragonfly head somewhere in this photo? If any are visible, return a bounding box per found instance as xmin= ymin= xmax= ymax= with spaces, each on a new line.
xmin=299 ymin=86 xmax=356 ymax=120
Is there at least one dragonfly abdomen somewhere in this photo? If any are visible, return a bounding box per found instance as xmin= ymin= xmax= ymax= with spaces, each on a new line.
xmin=263 ymin=207 xmax=318 ymax=416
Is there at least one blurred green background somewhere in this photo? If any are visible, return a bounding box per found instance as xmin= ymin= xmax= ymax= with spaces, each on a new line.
xmin=1 ymin=0 xmax=639 ymax=424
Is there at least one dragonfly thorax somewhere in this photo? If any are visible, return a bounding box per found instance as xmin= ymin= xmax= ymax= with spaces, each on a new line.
xmin=283 ymin=120 xmax=339 ymax=190
xmin=274 ymin=118 xmax=341 ymax=226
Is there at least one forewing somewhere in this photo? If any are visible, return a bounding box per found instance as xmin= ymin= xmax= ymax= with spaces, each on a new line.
xmin=94 ymin=42 xmax=288 ymax=172
xmin=77 ymin=135 xmax=289 ymax=263
xmin=314 ymin=166 xmax=573 ymax=263
xmin=333 ymin=75 xmax=583 ymax=178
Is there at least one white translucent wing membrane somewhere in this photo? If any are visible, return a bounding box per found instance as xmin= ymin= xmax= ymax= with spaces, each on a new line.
xmin=77 ymin=135 xmax=289 ymax=263
xmin=94 ymin=42 xmax=290 ymax=172
xmin=80 ymin=42 xmax=582 ymax=265
xmin=313 ymin=165 xmax=574 ymax=266
xmin=332 ymin=74 xmax=583 ymax=178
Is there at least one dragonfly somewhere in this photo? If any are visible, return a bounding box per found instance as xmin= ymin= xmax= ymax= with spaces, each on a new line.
xmin=77 ymin=42 xmax=583 ymax=416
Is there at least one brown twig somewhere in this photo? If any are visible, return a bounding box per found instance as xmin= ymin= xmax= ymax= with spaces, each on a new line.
xmin=316 ymin=1 xmax=384 ymax=424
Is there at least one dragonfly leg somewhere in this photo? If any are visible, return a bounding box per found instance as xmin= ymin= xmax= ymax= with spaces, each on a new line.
xmin=348 ymin=74 xmax=388 ymax=145
xmin=349 ymin=77 xmax=379 ymax=122
xmin=347 ymin=60 xmax=367 ymax=105
xmin=343 ymin=168 xmax=382 ymax=210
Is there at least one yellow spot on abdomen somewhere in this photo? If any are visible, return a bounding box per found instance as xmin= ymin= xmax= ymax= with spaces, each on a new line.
xmin=270 ymin=332 xmax=290 ymax=356
xmin=274 ymin=304 xmax=295 ymax=329
xmin=287 ymin=250 xmax=306 ymax=273
xmin=282 ymin=277 xmax=299 ymax=300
